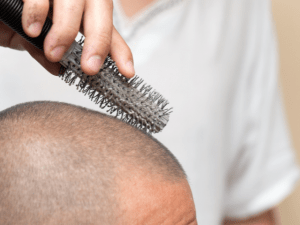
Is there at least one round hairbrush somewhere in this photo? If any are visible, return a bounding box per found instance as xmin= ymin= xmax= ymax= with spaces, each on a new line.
xmin=0 ymin=0 xmax=172 ymax=133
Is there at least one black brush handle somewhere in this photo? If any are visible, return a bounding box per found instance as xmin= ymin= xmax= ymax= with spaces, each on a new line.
xmin=0 ymin=0 xmax=52 ymax=51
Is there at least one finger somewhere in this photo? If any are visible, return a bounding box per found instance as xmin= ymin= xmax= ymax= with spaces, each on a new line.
xmin=0 ymin=21 xmax=59 ymax=74
xmin=0 ymin=22 xmax=25 ymax=50
xmin=22 ymin=0 xmax=49 ymax=37
xmin=44 ymin=0 xmax=85 ymax=62
xmin=20 ymin=38 xmax=61 ymax=75
xmin=80 ymin=0 xmax=113 ymax=75
xmin=6 ymin=33 xmax=26 ymax=51
xmin=110 ymin=27 xmax=135 ymax=78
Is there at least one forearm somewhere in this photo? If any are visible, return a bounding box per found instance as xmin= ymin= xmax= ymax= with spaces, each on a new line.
xmin=223 ymin=208 xmax=280 ymax=225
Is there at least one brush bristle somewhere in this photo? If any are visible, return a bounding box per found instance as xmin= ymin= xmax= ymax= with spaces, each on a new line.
xmin=58 ymin=37 xmax=171 ymax=133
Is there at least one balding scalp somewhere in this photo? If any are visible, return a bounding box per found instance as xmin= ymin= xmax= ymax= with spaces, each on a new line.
xmin=0 ymin=101 xmax=186 ymax=225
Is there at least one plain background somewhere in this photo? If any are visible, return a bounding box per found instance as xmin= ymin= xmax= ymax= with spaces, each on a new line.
xmin=272 ymin=0 xmax=300 ymax=224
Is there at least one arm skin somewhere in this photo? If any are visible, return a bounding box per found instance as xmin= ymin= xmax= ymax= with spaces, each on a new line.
xmin=223 ymin=208 xmax=280 ymax=225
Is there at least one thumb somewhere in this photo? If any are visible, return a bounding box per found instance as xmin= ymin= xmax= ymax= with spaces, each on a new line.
xmin=20 ymin=38 xmax=61 ymax=75
xmin=0 ymin=21 xmax=25 ymax=50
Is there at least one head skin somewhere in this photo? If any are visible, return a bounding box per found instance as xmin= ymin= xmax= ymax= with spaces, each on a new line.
xmin=0 ymin=101 xmax=197 ymax=225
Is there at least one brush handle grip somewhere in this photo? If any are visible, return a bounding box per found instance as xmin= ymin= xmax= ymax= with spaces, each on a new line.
xmin=0 ymin=0 xmax=52 ymax=51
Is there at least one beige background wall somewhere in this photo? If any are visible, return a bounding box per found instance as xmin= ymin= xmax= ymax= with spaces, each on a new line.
xmin=272 ymin=0 xmax=300 ymax=224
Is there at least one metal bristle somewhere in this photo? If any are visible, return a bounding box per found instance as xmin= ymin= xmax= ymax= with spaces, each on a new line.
xmin=58 ymin=37 xmax=171 ymax=133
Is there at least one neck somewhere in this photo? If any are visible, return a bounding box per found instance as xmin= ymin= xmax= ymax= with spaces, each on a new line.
xmin=119 ymin=0 xmax=156 ymax=17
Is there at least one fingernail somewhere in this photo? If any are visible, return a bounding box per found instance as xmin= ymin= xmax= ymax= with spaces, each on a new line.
xmin=50 ymin=46 xmax=66 ymax=60
xmin=87 ymin=55 xmax=102 ymax=73
xmin=28 ymin=22 xmax=42 ymax=36
xmin=126 ymin=60 xmax=135 ymax=75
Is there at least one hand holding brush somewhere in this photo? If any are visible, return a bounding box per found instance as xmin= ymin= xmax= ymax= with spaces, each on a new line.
xmin=0 ymin=0 xmax=135 ymax=78
xmin=0 ymin=0 xmax=172 ymax=133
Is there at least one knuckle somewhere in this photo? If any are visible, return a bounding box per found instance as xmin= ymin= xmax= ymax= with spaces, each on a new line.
xmin=35 ymin=0 xmax=49 ymax=12
xmin=55 ymin=25 xmax=78 ymax=43
xmin=97 ymin=32 xmax=112 ymax=47
xmin=26 ymin=1 xmax=49 ymax=23
xmin=64 ymin=25 xmax=79 ymax=37
xmin=66 ymin=4 xmax=77 ymax=13
xmin=90 ymin=32 xmax=112 ymax=54
xmin=28 ymin=1 xmax=48 ymax=15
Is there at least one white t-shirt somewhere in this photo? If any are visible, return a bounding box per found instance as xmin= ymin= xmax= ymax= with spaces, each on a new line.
xmin=0 ymin=0 xmax=299 ymax=223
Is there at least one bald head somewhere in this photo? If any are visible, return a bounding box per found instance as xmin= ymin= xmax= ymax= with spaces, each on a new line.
xmin=0 ymin=101 xmax=196 ymax=225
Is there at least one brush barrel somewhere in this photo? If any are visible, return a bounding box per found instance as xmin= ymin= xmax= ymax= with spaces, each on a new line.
xmin=0 ymin=0 xmax=52 ymax=51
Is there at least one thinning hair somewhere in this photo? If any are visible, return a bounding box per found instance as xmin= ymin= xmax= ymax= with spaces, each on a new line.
xmin=0 ymin=101 xmax=185 ymax=225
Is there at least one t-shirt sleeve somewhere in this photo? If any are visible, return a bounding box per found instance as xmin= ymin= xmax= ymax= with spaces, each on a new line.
xmin=223 ymin=1 xmax=299 ymax=218
xmin=224 ymin=92 xmax=299 ymax=218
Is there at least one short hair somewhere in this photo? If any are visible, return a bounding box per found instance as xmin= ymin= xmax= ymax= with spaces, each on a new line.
xmin=0 ymin=101 xmax=186 ymax=224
